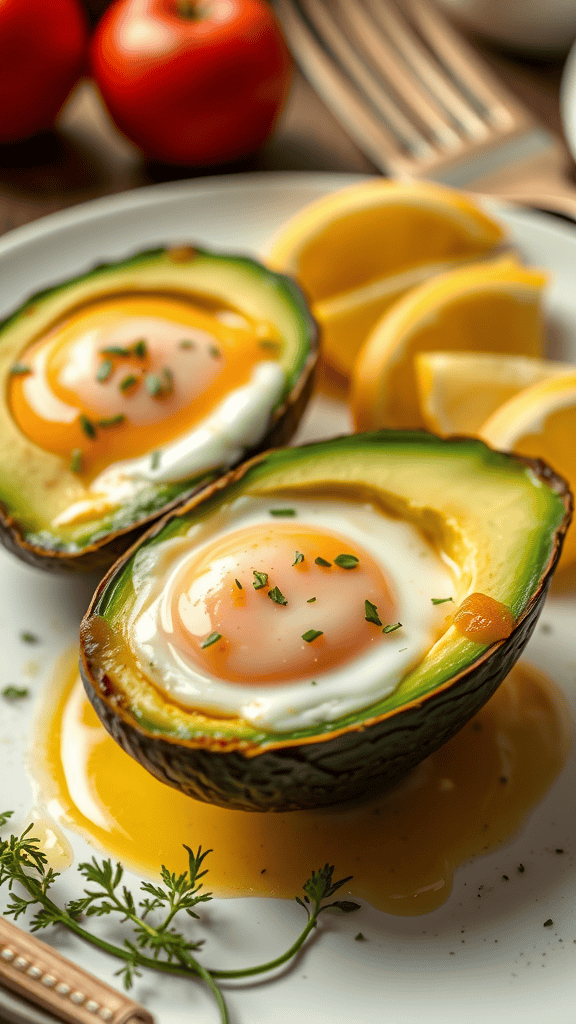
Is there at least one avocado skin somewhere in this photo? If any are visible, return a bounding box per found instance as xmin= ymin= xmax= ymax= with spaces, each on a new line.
xmin=79 ymin=437 xmax=571 ymax=812
xmin=82 ymin=566 xmax=551 ymax=811
xmin=0 ymin=246 xmax=318 ymax=573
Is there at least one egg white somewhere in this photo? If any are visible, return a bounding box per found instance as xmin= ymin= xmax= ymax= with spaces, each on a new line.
xmin=127 ymin=496 xmax=455 ymax=733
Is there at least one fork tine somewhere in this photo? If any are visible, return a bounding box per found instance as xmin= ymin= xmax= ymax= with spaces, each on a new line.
xmin=274 ymin=0 xmax=419 ymax=171
xmin=362 ymin=0 xmax=490 ymax=141
xmin=330 ymin=0 xmax=465 ymax=152
xmin=297 ymin=0 xmax=435 ymax=159
xmin=405 ymin=0 xmax=531 ymax=130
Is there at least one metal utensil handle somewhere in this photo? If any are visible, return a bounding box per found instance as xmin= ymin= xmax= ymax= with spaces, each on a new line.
xmin=0 ymin=917 xmax=154 ymax=1024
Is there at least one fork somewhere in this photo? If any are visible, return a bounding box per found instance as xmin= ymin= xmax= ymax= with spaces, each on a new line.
xmin=274 ymin=0 xmax=576 ymax=219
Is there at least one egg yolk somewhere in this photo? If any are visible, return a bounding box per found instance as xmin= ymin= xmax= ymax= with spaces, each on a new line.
xmin=8 ymin=293 xmax=279 ymax=480
xmin=165 ymin=523 xmax=397 ymax=683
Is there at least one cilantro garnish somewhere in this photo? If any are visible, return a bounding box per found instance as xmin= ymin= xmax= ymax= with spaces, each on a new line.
xmin=252 ymin=570 xmax=268 ymax=590
xmin=2 ymin=686 xmax=29 ymax=700
xmin=20 ymin=632 xmax=39 ymax=644
xmin=120 ymin=373 xmax=138 ymax=392
xmin=307 ymin=597 xmax=316 ymax=603
xmin=79 ymin=413 xmax=96 ymax=439
xmin=98 ymin=414 xmax=126 ymax=428
xmin=96 ymin=358 xmax=113 ymax=383
xmin=293 ymin=552 xmax=304 ymax=565
xmin=201 ymin=632 xmax=222 ymax=649
xmin=314 ymin=557 xmax=331 ymax=567
xmin=302 ymin=629 xmax=323 ymax=643
xmin=133 ymin=339 xmax=148 ymax=358
xmin=364 ymin=600 xmax=382 ymax=626
xmin=268 ymin=587 xmax=288 ymax=606
xmin=334 ymin=554 xmax=359 ymax=569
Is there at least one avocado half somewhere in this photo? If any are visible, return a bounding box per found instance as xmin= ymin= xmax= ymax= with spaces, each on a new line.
xmin=80 ymin=431 xmax=572 ymax=811
xmin=0 ymin=246 xmax=317 ymax=573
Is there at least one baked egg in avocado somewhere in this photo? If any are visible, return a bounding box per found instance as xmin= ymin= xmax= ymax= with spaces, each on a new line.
xmin=0 ymin=246 xmax=317 ymax=572
xmin=80 ymin=432 xmax=572 ymax=812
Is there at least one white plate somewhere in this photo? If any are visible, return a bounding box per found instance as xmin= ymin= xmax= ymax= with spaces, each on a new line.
xmin=1 ymin=172 xmax=576 ymax=1024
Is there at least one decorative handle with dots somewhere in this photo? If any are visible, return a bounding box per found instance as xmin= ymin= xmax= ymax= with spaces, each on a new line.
xmin=0 ymin=916 xmax=154 ymax=1024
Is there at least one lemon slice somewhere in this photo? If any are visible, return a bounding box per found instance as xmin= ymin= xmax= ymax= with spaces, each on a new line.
xmin=480 ymin=372 xmax=576 ymax=568
xmin=351 ymin=256 xmax=547 ymax=431
xmin=416 ymin=352 xmax=574 ymax=435
xmin=264 ymin=179 xmax=506 ymax=376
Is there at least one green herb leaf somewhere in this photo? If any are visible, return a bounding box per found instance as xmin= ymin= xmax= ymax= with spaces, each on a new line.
xmin=150 ymin=450 xmax=162 ymax=470
xmin=100 ymin=345 xmax=131 ymax=356
xmin=334 ymin=554 xmax=359 ymax=569
xmin=70 ymin=448 xmax=83 ymax=473
xmin=382 ymin=622 xmax=402 ymax=634
xmin=258 ymin=339 xmax=281 ymax=351
xmin=98 ymin=414 xmax=126 ymax=428
xmin=431 ymin=597 xmax=454 ymax=605
xmin=2 ymin=686 xmax=29 ymax=700
xmin=145 ymin=373 xmax=163 ymax=397
xmin=20 ymin=632 xmax=39 ymax=644
xmin=314 ymin=557 xmax=331 ymax=567
xmin=9 ymin=363 xmax=32 ymax=376
xmin=96 ymin=359 xmax=114 ymax=383
xmin=268 ymin=586 xmax=288 ymax=606
xmin=355 ymin=932 xmax=366 ymax=941
xmin=179 ymin=339 xmax=195 ymax=349
xmin=234 ymin=579 xmax=242 ymax=590
xmin=209 ymin=345 xmax=221 ymax=359
xmin=269 ymin=508 xmax=296 ymax=517
xmin=543 ymin=919 xmax=554 ymax=927
xmin=120 ymin=374 xmax=138 ymax=392
xmin=252 ymin=570 xmax=268 ymax=590
xmin=200 ymin=632 xmax=222 ymax=649
xmin=364 ymin=600 xmax=382 ymax=626
xmin=311 ymin=680 xmax=317 ymax=685
xmin=133 ymin=339 xmax=147 ymax=358
xmin=307 ymin=597 xmax=316 ymax=603
xmin=302 ymin=629 xmax=323 ymax=642
xmin=293 ymin=552 xmax=304 ymax=565
xmin=79 ymin=414 xmax=96 ymax=439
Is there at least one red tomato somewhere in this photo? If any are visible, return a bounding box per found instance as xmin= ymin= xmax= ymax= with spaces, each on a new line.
xmin=0 ymin=0 xmax=88 ymax=144
xmin=91 ymin=0 xmax=292 ymax=166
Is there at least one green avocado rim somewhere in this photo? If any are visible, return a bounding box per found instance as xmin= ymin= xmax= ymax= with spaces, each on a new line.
xmin=84 ymin=430 xmax=572 ymax=748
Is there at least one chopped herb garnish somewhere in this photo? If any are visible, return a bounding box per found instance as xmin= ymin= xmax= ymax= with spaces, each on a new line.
xmin=150 ymin=450 xmax=161 ymax=470
xmin=100 ymin=345 xmax=131 ymax=356
xmin=201 ymin=632 xmax=222 ymax=649
xmin=9 ymin=363 xmax=32 ymax=376
xmin=70 ymin=448 xmax=83 ymax=473
xmin=98 ymin=414 xmax=126 ymax=428
xmin=209 ymin=345 xmax=221 ymax=359
xmin=302 ymin=629 xmax=323 ymax=643
xmin=307 ymin=597 xmax=316 ymax=603
xmin=398 ymin=647 xmax=408 ymax=652
xmin=178 ymin=339 xmax=195 ymax=349
xmin=334 ymin=554 xmax=359 ymax=569
xmin=268 ymin=586 xmax=288 ymax=606
xmin=96 ymin=358 xmax=113 ymax=382
xmin=145 ymin=373 xmax=163 ymax=397
xmin=253 ymin=570 xmax=268 ymax=590
xmin=20 ymin=632 xmax=39 ymax=644
xmin=120 ymin=373 xmax=138 ymax=392
xmin=382 ymin=622 xmax=402 ymax=634
xmin=269 ymin=508 xmax=296 ymax=517
xmin=355 ymin=933 xmax=366 ymax=941
xmin=258 ymin=339 xmax=281 ymax=351
xmin=234 ymin=579 xmax=242 ymax=590
xmin=162 ymin=367 xmax=174 ymax=392
xmin=364 ymin=600 xmax=382 ymax=626
xmin=293 ymin=552 xmax=304 ymax=565
xmin=543 ymin=919 xmax=554 ymax=927
xmin=311 ymin=680 xmax=317 ymax=685
xmin=2 ymin=686 xmax=29 ymax=700
xmin=133 ymin=339 xmax=147 ymax=358
xmin=315 ymin=557 xmax=331 ymax=567
xmin=431 ymin=597 xmax=454 ymax=605
xmin=79 ymin=413 xmax=96 ymax=439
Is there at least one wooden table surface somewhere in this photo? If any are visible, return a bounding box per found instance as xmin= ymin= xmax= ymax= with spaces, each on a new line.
xmin=0 ymin=26 xmax=573 ymax=235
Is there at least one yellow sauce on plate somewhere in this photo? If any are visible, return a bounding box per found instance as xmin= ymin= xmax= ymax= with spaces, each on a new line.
xmin=32 ymin=651 xmax=570 ymax=916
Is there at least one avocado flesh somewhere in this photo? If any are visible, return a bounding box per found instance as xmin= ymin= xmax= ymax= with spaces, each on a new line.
xmin=0 ymin=247 xmax=317 ymax=571
xmin=80 ymin=432 xmax=571 ymax=810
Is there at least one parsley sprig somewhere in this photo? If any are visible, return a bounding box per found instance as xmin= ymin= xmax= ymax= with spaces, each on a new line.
xmin=0 ymin=813 xmax=359 ymax=1023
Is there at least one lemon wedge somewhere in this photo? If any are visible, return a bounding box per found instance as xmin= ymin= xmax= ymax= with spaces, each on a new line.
xmin=415 ymin=352 xmax=574 ymax=435
xmin=264 ymin=179 xmax=506 ymax=376
xmin=480 ymin=372 xmax=576 ymax=568
xmin=351 ymin=256 xmax=547 ymax=431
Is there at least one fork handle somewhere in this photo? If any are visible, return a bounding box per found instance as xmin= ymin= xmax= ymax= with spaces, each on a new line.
xmin=470 ymin=139 xmax=576 ymax=222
